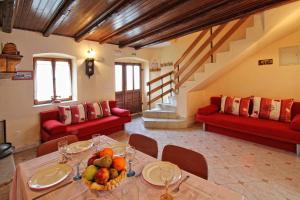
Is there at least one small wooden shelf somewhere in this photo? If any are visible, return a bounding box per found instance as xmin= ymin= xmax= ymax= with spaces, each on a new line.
xmin=0 ymin=54 xmax=23 ymax=60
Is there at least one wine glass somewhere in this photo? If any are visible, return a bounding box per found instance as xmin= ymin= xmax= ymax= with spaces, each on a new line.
xmin=125 ymin=146 xmax=136 ymax=177
xmin=160 ymin=166 xmax=174 ymax=200
xmin=92 ymin=134 xmax=101 ymax=153
xmin=57 ymin=139 xmax=68 ymax=164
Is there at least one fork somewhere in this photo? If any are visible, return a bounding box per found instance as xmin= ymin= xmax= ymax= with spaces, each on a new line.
xmin=172 ymin=175 xmax=190 ymax=193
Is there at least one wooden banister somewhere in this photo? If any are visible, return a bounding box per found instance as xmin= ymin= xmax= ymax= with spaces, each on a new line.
xmin=174 ymin=24 xmax=226 ymax=79
xmin=147 ymin=80 xmax=175 ymax=96
xmin=147 ymin=88 xmax=174 ymax=105
xmin=176 ymin=17 xmax=248 ymax=89
xmin=173 ymin=29 xmax=209 ymax=69
xmin=147 ymin=71 xmax=173 ymax=86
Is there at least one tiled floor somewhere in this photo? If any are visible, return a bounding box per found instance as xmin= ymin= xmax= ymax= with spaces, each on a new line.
xmin=6 ymin=117 xmax=300 ymax=200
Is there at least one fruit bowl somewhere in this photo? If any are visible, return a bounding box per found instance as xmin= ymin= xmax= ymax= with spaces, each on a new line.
xmin=82 ymin=148 xmax=127 ymax=191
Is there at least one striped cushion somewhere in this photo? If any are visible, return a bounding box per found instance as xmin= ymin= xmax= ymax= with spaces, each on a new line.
xmin=251 ymin=97 xmax=293 ymax=121
xmin=279 ymin=99 xmax=293 ymax=122
xmin=86 ymin=102 xmax=103 ymax=120
xmin=100 ymin=101 xmax=111 ymax=117
xmin=70 ymin=104 xmax=86 ymax=124
xmin=58 ymin=106 xmax=72 ymax=125
xmin=220 ymin=96 xmax=250 ymax=116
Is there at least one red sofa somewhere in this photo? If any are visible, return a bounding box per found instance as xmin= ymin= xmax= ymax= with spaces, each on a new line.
xmin=195 ymin=97 xmax=300 ymax=155
xmin=40 ymin=101 xmax=131 ymax=142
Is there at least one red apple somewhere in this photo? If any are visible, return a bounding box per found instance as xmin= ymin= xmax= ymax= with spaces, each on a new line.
xmin=87 ymin=155 xmax=98 ymax=166
xmin=95 ymin=168 xmax=110 ymax=185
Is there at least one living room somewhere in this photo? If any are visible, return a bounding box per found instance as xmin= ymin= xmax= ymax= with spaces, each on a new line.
xmin=1 ymin=0 xmax=300 ymax=200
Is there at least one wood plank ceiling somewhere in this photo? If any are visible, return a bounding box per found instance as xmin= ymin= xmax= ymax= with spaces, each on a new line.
xmin=0 ymin=0 xmax=295 ymax=49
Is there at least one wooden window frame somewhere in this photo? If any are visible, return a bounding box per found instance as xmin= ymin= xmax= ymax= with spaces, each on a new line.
xmin=33 ymin=57 xmax=73 ymax=105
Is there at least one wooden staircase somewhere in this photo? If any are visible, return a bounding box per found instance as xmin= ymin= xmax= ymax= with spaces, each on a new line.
xmin=142 ymin=16 xmax=251 ymax=129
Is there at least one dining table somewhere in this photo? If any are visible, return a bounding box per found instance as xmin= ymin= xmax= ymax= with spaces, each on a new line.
xmin=9 ymin=135 xmax=245 ymax=200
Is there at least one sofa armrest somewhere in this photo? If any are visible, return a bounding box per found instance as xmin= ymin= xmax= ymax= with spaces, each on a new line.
xmin=42 ymin=120 xmax=67 ymax=135
xmin=109 ymin=100 xmax=117 ymax=109
xmin=291 ymin=114 xmax=300 ymax=131
xmin=111 ymin=107 xmax=130 ymax=117
xmin=197 ymin=104 xmax=218 ymax=115
xmin=40 ymin=109 xmax=60 ymax=127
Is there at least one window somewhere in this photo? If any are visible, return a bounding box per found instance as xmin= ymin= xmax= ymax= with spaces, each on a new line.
xmin=34 ymin=57 xmax=72 ymax=105
xmin=115 ymin=64 xmax=123 ymax=92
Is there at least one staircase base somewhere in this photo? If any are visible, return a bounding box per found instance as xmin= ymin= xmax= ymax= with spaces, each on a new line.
xmin=142 ymin=117 xmax=189 ymax=129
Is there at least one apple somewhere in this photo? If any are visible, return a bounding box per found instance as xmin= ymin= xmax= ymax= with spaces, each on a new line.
xmin=95 ymin=168 xmax=110 ymax=185
xmin=87 ymin=155 xmax=98 ymax=166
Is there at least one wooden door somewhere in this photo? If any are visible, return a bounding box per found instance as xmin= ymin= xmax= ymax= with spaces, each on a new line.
xmin=115 ymin=62 xmax=142 ymax=114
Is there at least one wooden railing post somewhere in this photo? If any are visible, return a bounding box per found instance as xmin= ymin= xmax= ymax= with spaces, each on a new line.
xmin=148 ymin=84 xmax=151 ymax=110
xmin=161 ymin=79 xmax=163 ymax=103
xmin=176 ymin=17 xmax=248 ymax=89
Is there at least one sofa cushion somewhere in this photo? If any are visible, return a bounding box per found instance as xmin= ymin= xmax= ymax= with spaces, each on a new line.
xmin=199 ymin=113 xmax=300 ymax=143
xmin=111 ymin=107 xmax=130 ymax=117
xmin=291 ymin=115 xmax=300 ymax=131
xmin=86 ymin=102 xmax=103 ymax=120
xmin=70 ymin=104 xmax=87 ymax=124
xmin=197 ymin=105 xmax=218 ymax=115
xmin=220 ymin=96 xmax=250 ymax=117
xmin=280 ymin=99 xmax=294 ymax=122
xmin=43 ymin=120 xmax=66 ymax=135
xmin=100 ymin=101 xmax=111 ymax=117
xmin=66 ymin=116 xmax=125 ymax=138
xmin=58 ymin=106 xmax=72 ymax=125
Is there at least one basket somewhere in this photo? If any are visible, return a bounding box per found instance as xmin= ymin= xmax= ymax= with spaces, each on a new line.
xmin=2 ymin=43 xmax=18 ymax=55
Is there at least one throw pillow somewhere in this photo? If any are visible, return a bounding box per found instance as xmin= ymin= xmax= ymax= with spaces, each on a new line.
xmin=70 ymin=104 xmax=87 ymax=124
xmin=58 ymin=106 xmax=72 ymax=125
xmin=279 ymin=99 xmax=294 ymax=122
xmin=220 ymin=96 xmax=250 ymax=116
xmin=100 ymin=100 xmax=111 ymax=117
xmin=86 ymin=102 xmax=103 ymax=120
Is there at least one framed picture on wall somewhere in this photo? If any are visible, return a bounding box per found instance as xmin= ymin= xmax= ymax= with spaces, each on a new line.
xmin=12 ymin=70 xmax=33 ymax=80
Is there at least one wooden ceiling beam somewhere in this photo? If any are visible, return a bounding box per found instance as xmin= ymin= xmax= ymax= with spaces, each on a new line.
xmin=43 ymin=0 xmax=76 ymax=37
xmin=118 ymin=0 xmax=230 ymax=48
xmin=74 ymin=0 xmax=129 ymax=42
xmin=98 ymin=0 xmax=187 ymax=44
xmin=1 ymin=0 xmax=17 ymax=33
xmin=133 ymin=0 xmax=293 ymax=49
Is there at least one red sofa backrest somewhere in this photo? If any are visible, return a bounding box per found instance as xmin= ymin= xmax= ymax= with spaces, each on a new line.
xmin=210 ymin=96 xmax=300 ymax=120
xmin=40 ymin=101 xmax=118 ymax=127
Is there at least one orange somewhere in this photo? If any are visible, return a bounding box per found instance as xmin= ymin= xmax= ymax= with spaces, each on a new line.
xmin=99 ymin=148 xmax=113 ymax=158
xmin=112 ymin=157 xmax=126 ymax=171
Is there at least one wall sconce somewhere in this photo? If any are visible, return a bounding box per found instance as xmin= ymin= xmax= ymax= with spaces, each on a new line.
xmin=86 ymin=48 xmax=95 ymax=78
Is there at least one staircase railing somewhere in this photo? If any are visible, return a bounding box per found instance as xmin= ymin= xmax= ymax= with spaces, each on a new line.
xmin=146 ymin=71 xmax=174 ymax=109
xmin=146 ymin=16 xmax=249 ymax=109
xmin=175 ymin=17 xmax=248 ymax=89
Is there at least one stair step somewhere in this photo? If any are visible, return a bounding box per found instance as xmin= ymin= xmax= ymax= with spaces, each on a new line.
xmin=156 ymin=103 xmax=176 ymax=111
xmin=143 ymin=109 xmax=178 ymax=119
xmin=142 ymin=117 xmax=189 ymax=129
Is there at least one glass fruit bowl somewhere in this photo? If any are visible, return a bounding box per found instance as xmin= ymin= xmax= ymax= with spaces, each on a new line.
xmin=82 ymin=148 xmax=127 ymax=191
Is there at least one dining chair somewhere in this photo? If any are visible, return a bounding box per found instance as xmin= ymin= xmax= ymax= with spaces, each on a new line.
xmin=129 ymin=133 xmax=158 ymax=158
xmin=162 ymin=145 xmax=208 ymax=179
xmin=36 ymin=135 xmax=78 ymax=157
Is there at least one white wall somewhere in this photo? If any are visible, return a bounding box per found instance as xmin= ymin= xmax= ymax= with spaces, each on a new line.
xmin=0 ymin=29 xmax=154 ymax=150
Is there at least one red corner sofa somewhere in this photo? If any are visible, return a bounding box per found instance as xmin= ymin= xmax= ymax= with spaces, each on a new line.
xmin=40 ymin=101 xmax=131 ymax=142
xmin=195 ymin=97 xmax=300 ymax=155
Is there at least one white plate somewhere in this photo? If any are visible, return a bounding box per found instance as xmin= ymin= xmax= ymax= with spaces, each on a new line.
xmin=28 ymin=164 xmax=72 ymax=190
xmin=66 ymin=141 xmax=93 ymax=154
xmin=142 ymin=161 xmax=181 ymax=186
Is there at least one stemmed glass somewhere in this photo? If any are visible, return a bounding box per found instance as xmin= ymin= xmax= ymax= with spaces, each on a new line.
xmin=57 ymin=139 xmax=68 ymax=164
xmin=92 ymin=134 xmax=101 ymax=153
xmin=125 ymin=146 xmax=136 ymax=177
xmin=160 ymin=166 xmax=174 ymax=200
